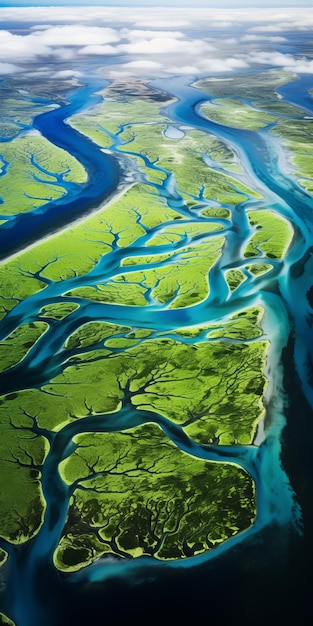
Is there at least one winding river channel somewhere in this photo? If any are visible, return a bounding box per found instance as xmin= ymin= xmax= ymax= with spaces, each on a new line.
xmin=1 ymin=70 xmax=313 ymax=623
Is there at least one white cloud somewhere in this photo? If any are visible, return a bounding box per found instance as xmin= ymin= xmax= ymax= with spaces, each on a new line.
xmin=164 ymin=65 xmax=199 ymax=75
xmin=0 ymin=6 xmax=312 ymax=79
xmin=250 ymin=25 xmax=286 ymax=33
xmin=108 ymin=59 xmax=164 ymax=78
xmin=118 ymin=37 xmax=215 ymax=56
xmin=122 ymin=60 xmax=163 ymax=70
xmin=285 ymin=61 xmax=313 ymax=73
xmin=108 ymin=70 xmax=135 ymax=78
xmin=209 ymin=21 xmax=233 ymax=29
xmin=31 ymin=25 xmax=119 ymax=47
xmin=0 ymin=24 xmax=121 ymax=66
xmin=0 ymin=7 xmax=312 ymax=32
xmin=0 ymin=62 xmax=21 ymax=75
xmin=248 ymin=51 xmax=313 ymax=74
xmin=0 ymin=30 xmax=52 ymax=61
xmin=133 ymin=18 xmax=189 ymax=29
xmin=241 ymin=35 xmax=287 ymax=42
xmin=53 ymin=69 xmax=82 ymax=78
xmin=78 ymin=45 xmax=117 ymax=56
xmin=0 ymin=7 xmax=110 ymax=23
xmin=198 ymin=57 xmax=248 ymax=73
xmin=114 ymin=54 xmax=249 ymax=78
xmin=250 ymin=19 xmax=313 ymax=32
xmin=121 ymin=29 xmax=184 ymax=40
xmin=53 ymin=47 xmax=77 ymax=61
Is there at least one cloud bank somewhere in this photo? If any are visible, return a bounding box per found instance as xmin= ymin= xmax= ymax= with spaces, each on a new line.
xmin=0 ymin=7 xmax=313 ymax=77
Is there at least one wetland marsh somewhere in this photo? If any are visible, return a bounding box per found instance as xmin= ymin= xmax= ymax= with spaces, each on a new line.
xmin=0 ymin=13 xmax=313 ymax=623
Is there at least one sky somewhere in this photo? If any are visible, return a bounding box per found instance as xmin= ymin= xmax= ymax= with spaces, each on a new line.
xmin=0 ymin=4 xmax=313 ymax=79
xmin=1 ymin=1 xmax=313 ymax=7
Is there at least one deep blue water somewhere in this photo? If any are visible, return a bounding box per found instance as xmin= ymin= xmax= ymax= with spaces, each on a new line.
xmin=1 ymin=71 xmax=313 ymax=623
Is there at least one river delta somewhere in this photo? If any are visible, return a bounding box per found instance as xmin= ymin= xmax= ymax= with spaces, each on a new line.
xmin=0 ymin=33 xmax=313 ymax=624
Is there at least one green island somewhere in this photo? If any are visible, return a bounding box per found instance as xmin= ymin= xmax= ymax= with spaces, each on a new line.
xmin=271 ymin=118 xmax=313 ymax=192
xmin=244 ymin=209 xmax=293 ymax=259
xmin=0 ymin=406 xmax=47 ymax=543
xmin=199 ymin=98 xmax=277 ymax=131
xmin=0 ymin=134 xmax=87 ymax=217
xmin=56 ymin=424 xmax=255 ymax=568
xmin=195 ymin=69 xmax=297 ymax=104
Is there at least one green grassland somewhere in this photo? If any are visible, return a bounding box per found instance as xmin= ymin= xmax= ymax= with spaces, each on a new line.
xmin=39 ymin=302 xmax=79 ymax=320
xmin=0 ymin=183 xmax=183 ymax=319
xmin=205 ymin=306 xmax=263 ymax=341
xmin=65 ymin=322 xmax=151 ymax=351
xmin=69 ymin=94 xmax=262 ymax=200
xmin=51 ymin=336 xmax=267 ymax=442
xmin=0 ymin=405 xmax=47 ymax=542
xmin=244 ymin=209 xmax=293 ymax=259
xmin=245 ymin=263 xmax=274 ymax=276
xmin=200 ymin=98 xmax=276 ymax=131
xmin=55 ymin=423 xmax=255 ymax=568
xmin=66 ymin=235 xmax=224 ymax=309
xmin=0 ymin=75 xmax=84 ymax=142
xmin=271 ymin=118 xmax=313 ymax=192
xmin=225 ymin=268 xmax=247 ymax=291
xmin=195 ymin=70 xmax=313 ymax=193
xmin=0 ymin=322 xmax=48 ymax=373
xmin=0 ymin=134 xmax=87 ymax=216
xmin=69 ymin=98 xmax=168 ymax=144
xmin=201 ymin=207 xmax=230 ymax=218
xmin=0 ymin=320 xmax=266 ymax=551
xmin=117 ymin=126 xmax=262 ymax=203
xmin=0 ymin=95 xmax=56 ymax=141
xmin=225 ymin=263 xmax=274 ymax=293
xmin=175 ymin=306 xmax=264 ymax=342
xmin=195 ymin=69 xmax=297 ymax=104
xmin=0 ymin=326 xmax=267 ymax=441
